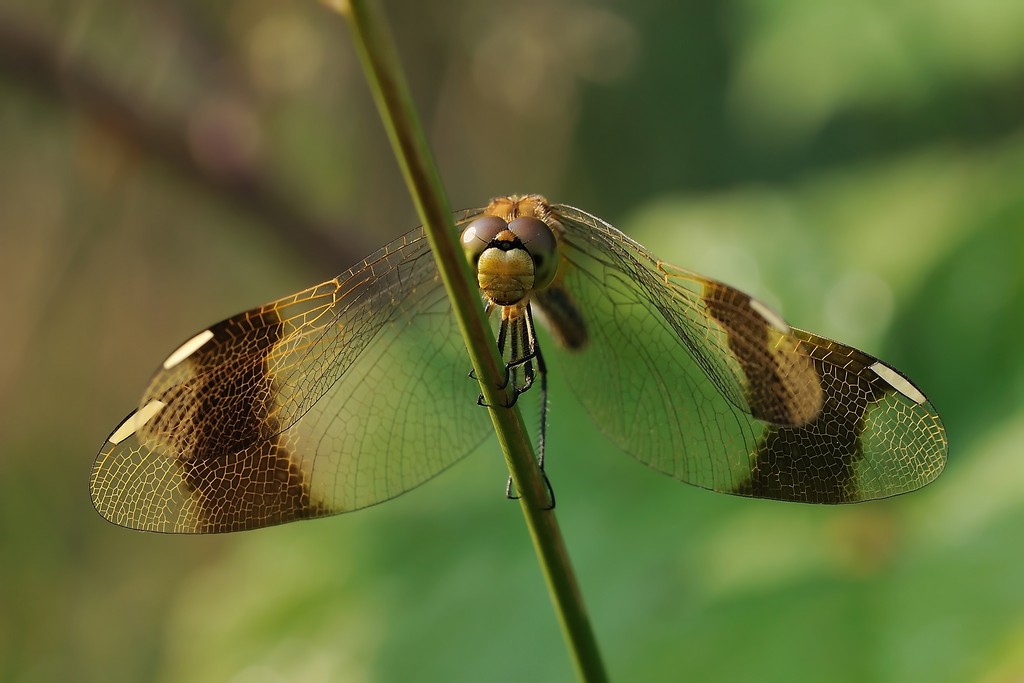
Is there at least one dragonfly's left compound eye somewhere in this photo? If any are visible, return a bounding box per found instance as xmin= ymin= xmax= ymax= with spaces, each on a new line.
xmin=508 ymin=217 xmax=558 ymax=290
xmin=461 ymin=216 xmax=508 ymax=265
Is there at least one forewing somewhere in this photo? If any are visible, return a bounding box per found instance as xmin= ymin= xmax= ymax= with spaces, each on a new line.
xmin=91 ymin=226 xmax=491 ymax=532
xmin=546 ymin=205 xmax=947 ymax=503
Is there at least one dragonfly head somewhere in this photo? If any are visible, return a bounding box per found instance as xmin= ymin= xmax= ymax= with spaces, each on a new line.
xmin=462 ymin=206 xmax=559 ymax=307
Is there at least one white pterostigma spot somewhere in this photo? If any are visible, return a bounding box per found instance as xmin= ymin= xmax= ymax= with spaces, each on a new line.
xmin=162 ymin=329 xmax=215 ymax=370
xmin=869 ymin=362 xmax=927 ymax=405
xmin=749 ymin=298 xmax=790 ymax=334
xmin=108 ymin=400 xmax=167 ymax=445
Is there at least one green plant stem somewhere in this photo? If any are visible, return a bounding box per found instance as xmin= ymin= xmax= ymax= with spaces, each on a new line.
xmin=330 ymin=1 xmax=608 ymax=680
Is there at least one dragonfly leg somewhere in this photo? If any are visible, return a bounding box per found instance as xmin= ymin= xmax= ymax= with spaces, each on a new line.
xmin=494 ymin=314 xmax=533 ymax=408
xmin=477 ymin=315 xmax=512 ymax=407
xmin=542 ymin=472 xmax=555 ymax=510
xmin=516 ymin=314 xmax=536 ymax=397
xmin=505 ymin=475 xmax=519 ymax=500
xmin=501 ymin=305 xmax=555 ymax=509
xmin=497 ymin=309 xmax=545 ymax=407
xmin=476 ymin=306 xmax=545 ymax=408
xmin=505 ymin=471 xmax=556 ymax=510
xmin=526 ymin=304 xmax=549 ymax=472
xmin=495 ymin=314 xmax=511 ymax=388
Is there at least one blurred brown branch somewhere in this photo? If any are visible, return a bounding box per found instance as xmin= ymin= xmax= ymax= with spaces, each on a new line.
xmin=0 ymin=10 xmax=357 ymax=276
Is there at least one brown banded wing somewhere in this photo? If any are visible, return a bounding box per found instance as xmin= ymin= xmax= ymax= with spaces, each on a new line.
xmin=541 ymin=204 xmax=947 ymax=503
xmin=91 ymin=226 xmax=492 ymax=533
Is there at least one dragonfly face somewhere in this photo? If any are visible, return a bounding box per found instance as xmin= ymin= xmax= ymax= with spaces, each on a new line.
xmin=90 ymin=194 xmax=948 ymax=533
xmin=461 ymin=203 xmax=559 ymax=307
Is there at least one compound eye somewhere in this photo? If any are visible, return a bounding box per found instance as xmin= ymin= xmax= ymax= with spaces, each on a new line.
xmin=508 ymin=217 xmax=559 ymax=289
xmin=461 ymin=215 xmax=508 ymax=264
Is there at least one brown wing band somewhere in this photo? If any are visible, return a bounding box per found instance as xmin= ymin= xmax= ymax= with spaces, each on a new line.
xmin=733 ymin=335 xmax=893 ymax=503
xmin=151 ymin=306 xmax=325 ymax=532
xmin=704 ymin=282 xmax=821 ymax=426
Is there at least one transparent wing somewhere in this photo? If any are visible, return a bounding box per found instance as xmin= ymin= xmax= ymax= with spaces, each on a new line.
xmin=91 ymin=224 xmax=492 ymax=533
xmin=544 ymin=205 xmax=947 ymax=503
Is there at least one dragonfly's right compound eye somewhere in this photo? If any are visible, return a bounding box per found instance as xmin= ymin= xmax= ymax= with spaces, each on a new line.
xmin=461 ymin=215 xmax=508 ymax=265
xmin=508 ymin=217 xmax=558 ymax=290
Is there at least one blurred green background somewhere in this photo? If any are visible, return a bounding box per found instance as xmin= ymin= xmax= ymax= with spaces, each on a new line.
xmin=1 ymin=0 xmax=1023 ymax=681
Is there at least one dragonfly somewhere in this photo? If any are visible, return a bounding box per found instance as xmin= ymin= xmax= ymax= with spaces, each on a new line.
xmin=90 ymin=194 xmax=948 ymax=533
